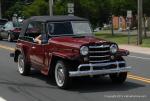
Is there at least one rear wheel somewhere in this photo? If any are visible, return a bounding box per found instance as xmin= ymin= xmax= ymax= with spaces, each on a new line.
xmin=0 ymin=35 xmax=2 ymax=40
xmin=18 ymin=53 xmax=31 ymax=76
xmin=8 ymin=34 xmax=13 ymax=42
xmin=55 ymin=60 xmax=71 ymax=89
xmin=109 ymin=72 xmax=127 ymax=84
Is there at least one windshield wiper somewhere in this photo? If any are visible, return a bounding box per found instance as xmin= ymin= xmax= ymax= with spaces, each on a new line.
xmin=72 ymin=35 xmax=85 ymax=38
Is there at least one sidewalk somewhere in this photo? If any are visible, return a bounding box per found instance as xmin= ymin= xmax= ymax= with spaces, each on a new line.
xmin=119 ymin=45 xmax=150 ymax=55
xmin=99 ymin=30 xmax=150 ymax=36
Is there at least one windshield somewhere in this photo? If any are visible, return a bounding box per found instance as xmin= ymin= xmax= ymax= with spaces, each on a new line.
xmin=47 ymin=21 xmax=93 ymax=36
xmin=48 ymin=22 xmax=73 ymax=36
xmin=71 ymin=21 xmax=92 ymax=35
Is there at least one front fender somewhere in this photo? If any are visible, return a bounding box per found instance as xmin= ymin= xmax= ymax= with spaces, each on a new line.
xmin=116 ymin=49 xmax=130 ymax=56
xmin=52 ymin=52 xmax=80 ymax=61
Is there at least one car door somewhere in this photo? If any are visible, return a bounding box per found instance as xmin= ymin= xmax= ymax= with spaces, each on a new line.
xmin=30 ymin=43 xmax=45 ymax=69
xmin=28 ymin=22 xmax=45 ymax=69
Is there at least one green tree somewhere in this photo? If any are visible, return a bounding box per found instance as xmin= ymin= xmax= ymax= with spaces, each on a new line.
xmin=143 ymin=0 xmax=150 ymax=16
xmin=2 ymin=0 xmax=19 ymax=18
xmin=4 ymin=2 xmax=24 ymax=19
xmin=111 ymin=0 xmax=137 ymax=16
xmin=75 ymin=0 xmax=112 ymax=27
xmin=53 ymin=0 xmax=67 ymax=15
xmin=4 ymin=0 xmax=150 ymax=30
xmin=22 ymin=0 xmax=48 ymax=18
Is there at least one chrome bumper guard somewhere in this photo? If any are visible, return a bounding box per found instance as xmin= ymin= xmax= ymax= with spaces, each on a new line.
xmin=69 ymin=61 xmax=132 ymax=77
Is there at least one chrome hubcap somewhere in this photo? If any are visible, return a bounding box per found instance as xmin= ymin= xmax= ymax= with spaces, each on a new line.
xmin=55 ymin=63 xmax=65 ymax=87
xmin=8 ymin=34 xmax=11 ymax=41
xmin=18 ymin=55 xmax=24 ymax=74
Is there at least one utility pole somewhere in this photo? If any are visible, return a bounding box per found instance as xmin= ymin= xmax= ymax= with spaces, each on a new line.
xmin=111 ymin=15 xmax=114 ymax=36
xmin=137 ymin=0 xmax=143 ymax=45
xmin=0 ymin=0 xmax=2 ymax=18
xmin=49 ymin=0 xmax=53 ymax=16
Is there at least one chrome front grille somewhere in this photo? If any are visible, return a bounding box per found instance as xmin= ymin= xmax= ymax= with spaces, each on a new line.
xmin=88 ymin=44 xmax=110 ymax=63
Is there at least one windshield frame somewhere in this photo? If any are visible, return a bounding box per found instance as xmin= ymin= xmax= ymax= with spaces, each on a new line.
xmin=47 ymin=21 xmax=94 ymax=37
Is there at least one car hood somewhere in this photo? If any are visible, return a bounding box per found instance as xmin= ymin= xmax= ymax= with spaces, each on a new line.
xmin=49 ymin=36 xmax=112 ymax=48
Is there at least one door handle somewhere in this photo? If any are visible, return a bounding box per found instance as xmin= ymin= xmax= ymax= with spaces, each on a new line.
xmin=32 ymin=46 xmax=36 ymax=49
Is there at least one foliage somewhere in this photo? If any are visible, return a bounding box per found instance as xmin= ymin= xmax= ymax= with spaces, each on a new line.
xmin=143 ymin=0 xmax=150 ymax=16
xmin=53 ymin=0 xmax=67 ymax=15
xmin=2 ymin=0 xmax=150 ymax=27
xmin=22 ymin=0 xmax=48 ymax=18
xmin=72 ymin=0 xmax=111 ymax=27
xmin=4 ymin=2 xmax=24 ymax=19
xmin=3 ymin=0 xmax=48 ymax=19
xmin=111 ymin=0 xmax=137 ymax=16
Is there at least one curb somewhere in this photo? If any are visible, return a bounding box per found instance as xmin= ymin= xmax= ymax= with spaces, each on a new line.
xmin=119 ymin=45 xmax=150 ymax=55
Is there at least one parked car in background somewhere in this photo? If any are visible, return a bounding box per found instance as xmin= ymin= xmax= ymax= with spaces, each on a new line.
xmin=0 ymin=19 xmax=8 ymax=28
xmin=0 ymin=21 xmax=22 ymax=41
xmin=102 ymin=23 xmax=111 ymax=30
xmin=94 ymin=27 xmax=101 ymax=32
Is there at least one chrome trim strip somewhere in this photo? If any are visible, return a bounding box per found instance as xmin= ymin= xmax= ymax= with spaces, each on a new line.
xmin=69 ymin=67 xmax=131 ymax=77
xmin=69 ymin=61 xmax=131 ymax=77
xmin=89 ymin=60 xmax=110 ymax=63
xmin=89 ymin=51 xmax=110 ymax=53
xmin=89 ymin=55 xmax=110 ymax=58
xmin=89 ymin=45 xmax=110 ymax=48
xmin=79 ymin=61 xmax=125 ymax=67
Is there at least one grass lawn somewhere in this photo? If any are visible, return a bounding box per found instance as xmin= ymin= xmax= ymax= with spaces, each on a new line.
xmin=95 ymin=33 xmax=150 ymax=48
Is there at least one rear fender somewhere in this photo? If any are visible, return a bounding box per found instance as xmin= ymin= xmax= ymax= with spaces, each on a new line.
xmin=14 ymin=47 xmax=27 ymax=62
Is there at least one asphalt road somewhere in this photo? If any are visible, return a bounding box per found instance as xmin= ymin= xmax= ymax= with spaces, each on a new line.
xmin=0 ymin=40 xmax=149 ymax=101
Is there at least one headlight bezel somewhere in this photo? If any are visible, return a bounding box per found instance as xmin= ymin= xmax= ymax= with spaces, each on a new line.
xmin=110 ymin=44 xmax=118 ymax=54
xmin=80 ymin=46 xmax=89 ymax=56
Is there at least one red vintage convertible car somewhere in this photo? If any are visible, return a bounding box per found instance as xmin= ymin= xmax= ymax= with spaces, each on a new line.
xmin=11 ymin=16 xmax=131 ymax=89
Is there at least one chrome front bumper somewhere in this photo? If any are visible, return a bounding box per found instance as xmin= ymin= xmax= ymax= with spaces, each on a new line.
xmin=69 ymin=61 xmax=132 ymax=77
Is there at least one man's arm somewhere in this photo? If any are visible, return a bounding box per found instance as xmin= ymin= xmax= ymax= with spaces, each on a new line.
xmin=34 ymin=35 xmax=42 ymax=44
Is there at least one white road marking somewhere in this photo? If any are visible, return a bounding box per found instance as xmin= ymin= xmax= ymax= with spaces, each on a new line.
xmin=129 ymin=55 xmax=150 ymax=60
xmin=0 ymin=97 xmax=7 ymax=101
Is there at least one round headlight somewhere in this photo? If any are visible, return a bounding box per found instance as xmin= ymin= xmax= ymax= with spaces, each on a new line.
xmin=80 ymin=46 xmax=89 ymax=56
xmin=110 ymin=44 xmax=118 ymax=54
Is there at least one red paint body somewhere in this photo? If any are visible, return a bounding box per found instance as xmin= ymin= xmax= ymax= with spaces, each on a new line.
xmin=15 ymin=36 xmax=129 ymax=75
xmin=11 ymin=16 xmax=132 ymax=89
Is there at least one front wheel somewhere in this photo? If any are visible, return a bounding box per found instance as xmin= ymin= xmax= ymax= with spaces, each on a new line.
xmin=55 ymin=60 xmax=71 ymax=89
xmin=18 ymin=54 xmax=31 ymax=76
xmin=109 ymin=72 xmax=127 ymax=84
